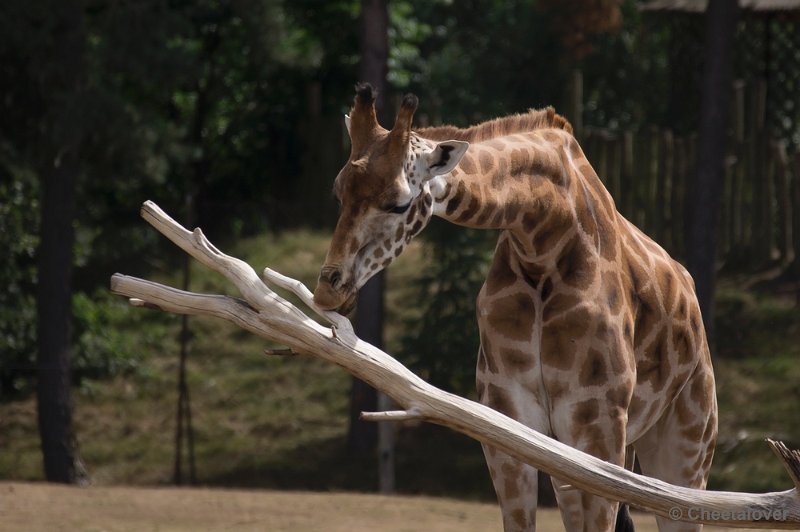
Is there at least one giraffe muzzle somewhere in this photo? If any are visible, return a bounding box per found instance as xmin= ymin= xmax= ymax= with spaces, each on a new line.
xmin=313 ymin=266 xmax=356 ymax=314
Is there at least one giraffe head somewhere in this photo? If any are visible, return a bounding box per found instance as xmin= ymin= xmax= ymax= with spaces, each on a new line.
xmin=313 ymin=83 xmax=468 ymax=313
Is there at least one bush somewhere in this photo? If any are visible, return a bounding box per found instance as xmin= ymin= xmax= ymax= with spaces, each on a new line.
xmin=72 ymin=290 xmax=153 ymax=381
xmin=0 ymin=166 xmax=39 ymax=397
xmin=400 ymin=220 xmax=495 ymax=394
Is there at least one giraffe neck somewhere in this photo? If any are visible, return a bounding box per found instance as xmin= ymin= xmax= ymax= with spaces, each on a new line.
xmin=427 ymin=130 xmax=616 ymax=266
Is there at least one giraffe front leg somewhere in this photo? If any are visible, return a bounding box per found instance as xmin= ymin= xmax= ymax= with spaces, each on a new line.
xmin=549 ymin=395 xmax=630 ymax=532
xmin=482 ymin=444 xmax=539 ymax=531
xmin=478 ymin=346 xmax=551 ymax=531
xmin=550 ymin=475 xmax=622 ymax=532
xmin=634 ymin=363 xmax=717 ymax=532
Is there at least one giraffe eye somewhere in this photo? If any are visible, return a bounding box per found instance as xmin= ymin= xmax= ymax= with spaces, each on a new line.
xmin=387 ymin=202 xmax=410 ymax=215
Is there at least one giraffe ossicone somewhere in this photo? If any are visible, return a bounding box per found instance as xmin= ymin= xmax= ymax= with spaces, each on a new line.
xmin=314 ymin=84 xmax=717 ymax=532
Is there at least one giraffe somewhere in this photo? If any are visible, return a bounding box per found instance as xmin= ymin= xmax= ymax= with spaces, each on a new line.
xmin=312 ymin=83 xmax=717 ymax=532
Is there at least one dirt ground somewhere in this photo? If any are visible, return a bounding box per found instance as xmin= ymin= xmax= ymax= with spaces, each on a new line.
xmin=0 ymin=482 xmax=787 ymax=531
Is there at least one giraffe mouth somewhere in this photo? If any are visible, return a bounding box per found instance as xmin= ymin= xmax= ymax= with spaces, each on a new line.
xmin=312 ymin=276 xmax=358 ymax=316
xmin=315 ymin=290 xmax=357 ymax=316
xmin=335 ymin=292 xmax=358 ymax=316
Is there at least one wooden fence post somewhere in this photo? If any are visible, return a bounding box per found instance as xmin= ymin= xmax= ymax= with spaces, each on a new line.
xmin=657 ymin=130 xmax=674 ymax=248
xmin=610 ymin=136 xmax=622 ymax=206
xmin=622 ymin=131 xmax=635 ymax=221
xmin=751 ymin=80 xmax=771 ymax=263
xmin=789 ymin=149 xmax=800 ymax=277
xmin=673 ymin=136 xmax=688 ymax=257
xmin=569 ymin=69 xmax=584 ymax=141
xmin=730 ymin=81 xmax=747 ymax=260
xmin=771 ymin=139 xmax=793 ymax=265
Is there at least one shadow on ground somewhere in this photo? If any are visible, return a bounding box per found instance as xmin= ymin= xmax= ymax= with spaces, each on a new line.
xmin=202 ymin=422 xmax=567 ymax=506
xmin=204 ymin=424 xmax=494 ymax=499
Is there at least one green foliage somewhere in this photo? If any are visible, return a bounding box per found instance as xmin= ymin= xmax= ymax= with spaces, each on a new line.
xmin=71 ymin=291 xmax=165 ymax=382
xmin=0 ymin=0 xmax=364 ymax=396
xmin=0 ymin=166 xmax=39 ymax=396
xmin=715 ymin=286 xmax=800 ymax=358
xmin=578 ymin=0 xmax=676 ymax=130
xmin=703 ymin=284 xmax=800 ymax=490
xmin=387 ymin=1 xmax=433 ymax=89
xmin=406 ymin=0 xmax=566 ymax=124
xmin=711 ymin=349 xmax=800 ymax=491
xmin=400 ymin=221 xmax=496 ymax=393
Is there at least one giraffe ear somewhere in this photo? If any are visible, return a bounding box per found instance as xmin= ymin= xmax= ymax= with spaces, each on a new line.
xmin=426 ymin=140 xmax=469 ymax=177
xmin=344 ymin=114 xmax=352 ymax=137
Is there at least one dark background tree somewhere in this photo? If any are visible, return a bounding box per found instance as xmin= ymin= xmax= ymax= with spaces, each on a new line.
xmin=686 ymin=0 xmax=740 ymax=343
xmin=33 ymin=0 xmax=89 ymax=485
xmin=347 ymin=0 xmax=391 ymax=457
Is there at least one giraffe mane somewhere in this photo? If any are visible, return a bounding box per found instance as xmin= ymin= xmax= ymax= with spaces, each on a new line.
xmin=414 ymin=106 xmax=573 ymax=142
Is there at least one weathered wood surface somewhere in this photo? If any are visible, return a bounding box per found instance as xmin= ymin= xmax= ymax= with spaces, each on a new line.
xmin=110 ymin=201 xmax=800 ymax=528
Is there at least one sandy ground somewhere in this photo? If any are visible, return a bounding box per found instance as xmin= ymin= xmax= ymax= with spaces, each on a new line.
xmin=0 ymin=482 xmax=788 ymax=531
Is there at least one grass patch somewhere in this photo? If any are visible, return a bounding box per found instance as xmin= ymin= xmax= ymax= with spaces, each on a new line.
xmin=710 ymin=282 xmax=800 ymax=492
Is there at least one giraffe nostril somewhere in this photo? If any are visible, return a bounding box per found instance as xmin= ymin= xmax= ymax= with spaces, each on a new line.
xmin=320 ymin=265 xmax=344 ymax=291
xmin=329 ymin=270 xmax=342 ymax=290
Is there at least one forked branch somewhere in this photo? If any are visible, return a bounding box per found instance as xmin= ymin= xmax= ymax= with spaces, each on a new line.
xmin=110 ymin=201 xmax=800 ymax=528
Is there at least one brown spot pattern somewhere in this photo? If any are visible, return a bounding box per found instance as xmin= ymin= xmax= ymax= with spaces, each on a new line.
xmin=500 ymin=347 xmax=534 ymax=372
xmin=445 ymin=181 xmax=467 ymax=216
xmin=456 ymin=191 xmax=481 ymax=223
xmin=579 ymin=349 xmax=608 ymax=387
xmin=405 ymin=204 xmax=417 ymax=224
xmin=475 ymin=200 xmax=496 ymax=226
xmin=636 ymin=329 xmax=670 ymax=391
xmin=633 ymin=284 xmax=660 ymax=343
xmin=532 ymin=212 xmax=573 ymax=254
xmin=485 ymin=241 xmax=517 ymax=296
xmin=657 ymin=265 xmax=677 ymax=313
xmin=541 ymin=323 xmax=580 ymax=371
xmin=602 ymin=271 xmax=622 ymax=315
xmin=459 ymin=154 xmax=477 ymax=174
xmin=509 ymin=148 xmax=532 ymax=177
xmin=491 ymin=157 xmax=509 ymax=188
xmin=479 ymin=152 xmax=494 ymax=174
xmin=487 ymin=383 xmax=516 ymax=417
xmin=511 ymin=509 xmax=527 ymax=528
xmin=574 ymin=399 xmax=600 ymax=425
xmin=486 ymin=293 xmax=535 ymax=342
xmin=542 ymin=291 xmax=582 ymax=324
xmin=556 ymin=235 xmax=595 ymax=289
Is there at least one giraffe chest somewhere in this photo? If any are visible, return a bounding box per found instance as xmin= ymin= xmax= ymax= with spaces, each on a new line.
xmin=474 ymin=236 xmax=550 ymax=415
xmin=476 ymin=274 xmax=632 ymax=394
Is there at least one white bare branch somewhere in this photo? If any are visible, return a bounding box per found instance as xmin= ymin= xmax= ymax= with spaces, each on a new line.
xmin=262 ymin=267 xmax=355 ymax=341
xmin=110 ymin=201 xmax=800 ymax=529
xmin=360 ymin=409 xmax=424 ymax=422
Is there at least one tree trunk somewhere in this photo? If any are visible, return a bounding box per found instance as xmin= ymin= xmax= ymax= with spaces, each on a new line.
xmin=348 ymin=0 xmax=390 ymax=456
xmin=37 ymin=153 xmax=86 ymax=484
xmin=348 ymin=275 xmax=382 ymax=453
xmin=35 ymin=0 xmax=88 ymax=485
xmin=686 ymin=0 xmax=739 ymax=350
